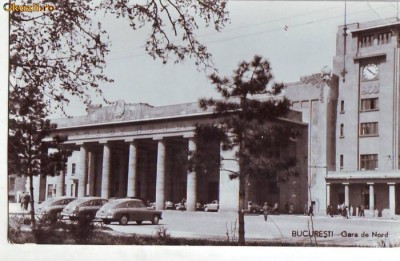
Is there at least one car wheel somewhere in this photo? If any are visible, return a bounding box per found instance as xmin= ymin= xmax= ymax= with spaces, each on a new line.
xmin=136 ymin=221 xmax=142 ymax=225
xmin=119 ymin=215 xmax=129 ymax=225
xmin=152 ymin=215 xmax=160 ymax=225
xmin=204 ymin=207 xmax=209 ymax=212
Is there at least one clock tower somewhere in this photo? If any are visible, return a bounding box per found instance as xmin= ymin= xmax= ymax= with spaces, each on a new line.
xmin=327 ymin=18 xmax=400 ymax=217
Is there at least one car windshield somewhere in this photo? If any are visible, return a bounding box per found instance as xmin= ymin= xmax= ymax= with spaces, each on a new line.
xmin=39 ymin=198 xmax=57 ymax=207
xmin=103 ymin=199 xmax=130 ymax=208
xmin=66 ymin=198 xmax=90 ymax=207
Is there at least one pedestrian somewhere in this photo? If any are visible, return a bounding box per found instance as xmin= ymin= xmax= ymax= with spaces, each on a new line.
xmin=337 ymin=204 xmax=341 ymax=216
xmin=19 ymin=192 xmax=25 ymax=211
xmin=289 ymin=202 xmax=294 ymax=214
xmin=23 ymin=192 xmax=30 ymax=211
xmin=285 ymin=201 xmax=289 ymax=214
xmin=360 ymin=204 xmax=365 ymax=217
xmin=343 ymin=206 xmax=348 ymax=219
xmin=262 ymin=202 xmax=270 ymax=221
xmin=272 ymin=202 xmax=279 ymax=215
xmin=308 ymin=204 xmax=314 ymax=216
xmin=304 ymin=204 xmax=308 ymax=215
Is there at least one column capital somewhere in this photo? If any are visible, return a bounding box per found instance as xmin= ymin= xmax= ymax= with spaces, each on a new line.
xmin=367 ymin=182 xmax=374 ymax=185
xmin=326 ymin=183 xmax=331 ymax=186
xmin=99 ymin=139 xmax=109 ymax=144
xmin=387 ymin=182 xmax=396 ymax=185
xmin=153 ymin=135 xmax=164 ymax=141
xmin=342 ymin=182 xmax=349 ymax=185
xmin=124 ymin=137 xmax=136 ymax=143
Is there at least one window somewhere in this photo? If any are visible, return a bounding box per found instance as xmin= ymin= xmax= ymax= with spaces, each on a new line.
xmin=340 ymin=155 xmax=344 ymax=169
xmin=71 ymin=163 xmax=76 ymax=175
xmin=359 ymin=35 xmax=373 ymax=47
xmin=340 ymin=100 xmax=344 ymax=113
xmin=361 ymin=98 xmax=379 ymax=111
xmin=47 ymin=184 xmax=54 ymax=198
xmin=377 ymin=32 xmax=391 ymax=45
xmin=340 ymin=124 xmax=344 ymax=137
xmin=360 ymin=154 xmax=378 ymax=170
xmin=360 ymin=122 xmax=378 ymax=136
xmin=9 ymin=177 xmax=15 ymax=192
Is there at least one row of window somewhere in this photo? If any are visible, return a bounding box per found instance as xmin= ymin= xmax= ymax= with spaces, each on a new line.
xmin=358 ymin=32 xmax=392 ymax=47
xmin=339 ymin=154 xmax=378 ymax=170
xmin=340 ymin=122 xmax=378 ymax=137
xmin=340 ymin=98 xmax=379 ymax=113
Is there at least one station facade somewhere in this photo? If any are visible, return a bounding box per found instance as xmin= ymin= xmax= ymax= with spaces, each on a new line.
xmin=20 ymin=18 xmax=400 ymax=216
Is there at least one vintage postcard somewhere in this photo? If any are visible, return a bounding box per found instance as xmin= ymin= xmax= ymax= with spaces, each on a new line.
xmin=2 ymin=0 xmax=400 ymax=260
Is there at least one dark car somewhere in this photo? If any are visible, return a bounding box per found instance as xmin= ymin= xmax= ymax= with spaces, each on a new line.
xmin=61 ymin=197 xmax=108 ymax=222
xmin=95 ymin=198 xmax=162 ymax=225
xmin=37 ymin=196 xmax=76 ymax=223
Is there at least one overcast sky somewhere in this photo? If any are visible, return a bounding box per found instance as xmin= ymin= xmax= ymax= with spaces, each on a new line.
xmin=83 ymin=1 xmax=397 ymax=113
xmin=12 ymin=1 xmax=400 ymax=117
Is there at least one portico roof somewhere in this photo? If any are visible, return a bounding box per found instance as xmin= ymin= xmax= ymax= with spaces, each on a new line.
xmin=326 ymin=170 xmax=400 ymax=183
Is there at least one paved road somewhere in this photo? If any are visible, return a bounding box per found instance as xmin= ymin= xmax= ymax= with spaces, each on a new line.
xmin=8 ymin=203 xmax=400 ymax=246
xmin=105 ymin=210 xmax=400 ymax=246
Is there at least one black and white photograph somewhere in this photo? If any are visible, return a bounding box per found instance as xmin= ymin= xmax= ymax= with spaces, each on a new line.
xmin=2 ymin=0 xmax=400 ymax=259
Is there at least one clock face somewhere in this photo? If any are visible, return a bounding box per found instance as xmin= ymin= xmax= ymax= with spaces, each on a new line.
xmin=362 ymin=63 xmax=379 ymax=81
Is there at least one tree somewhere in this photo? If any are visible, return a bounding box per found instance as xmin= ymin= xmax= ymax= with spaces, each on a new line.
xmin=198 ymin=55 xmax=297 ymax=245
xmin=8 ymin=84 xmax=68 ymax=227
xmin=8 ymin=1 xmax=229 ymax=222
xmin=9 ymin=0 xmax=229 ymax=114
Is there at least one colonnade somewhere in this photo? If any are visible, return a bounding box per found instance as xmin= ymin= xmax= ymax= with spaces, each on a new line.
xmin=72 ymin=136 xmax=199 ymax=211
xmin=326 ymin=182 xmax=397 ymax=216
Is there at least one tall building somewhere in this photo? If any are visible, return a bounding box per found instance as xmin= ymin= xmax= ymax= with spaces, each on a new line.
xmin=326 ymin=18 xmax=400 ymax=217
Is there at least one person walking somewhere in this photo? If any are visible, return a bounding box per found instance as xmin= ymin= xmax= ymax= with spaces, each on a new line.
xmin=262 ymin=202 xmax=270 ymax=221
xmin=360 ymin=204 xmax=365 ymax=217
xmin=23 ymin=192 xmax=30 ymax=211
xmin=308 ymin=204 xmax=314 ymax=216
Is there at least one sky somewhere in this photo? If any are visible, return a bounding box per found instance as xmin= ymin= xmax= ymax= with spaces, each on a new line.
xmin=69 ymin=1 xmax=399 ymax=118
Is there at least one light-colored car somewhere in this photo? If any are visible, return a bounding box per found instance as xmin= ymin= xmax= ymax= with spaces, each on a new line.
xmin=149 ymin=201 xmax=174 ymax=210
xmin=203 ymin=200 xmax=219 ymax=212
xmin=37 ymin=196 xmax=76 ymax=223
xmin=61 ymin=197 xmax=108 ymax=222
xmin=96 ymin=198 xmax=163 ymax=225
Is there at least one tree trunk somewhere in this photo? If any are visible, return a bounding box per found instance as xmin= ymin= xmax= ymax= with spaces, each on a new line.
xmin=28 ymin=171 xmax=36 ymax=227
xmin=238 ymin=173 xmax=246 ymax=245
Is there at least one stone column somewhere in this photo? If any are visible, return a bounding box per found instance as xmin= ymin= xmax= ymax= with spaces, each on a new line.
xmin=186 ymin=137 xmax=197 ymax=211
xmin=77 ymin=146 xmax=88 ymax=197
xmin=56 ymin=169 xmax=65 ymax=197
xmin=326 ymin=183 xmax=331 ymax=207
xmin=88 ymin=152 xmax=96 ymax=196
xmin=118 ymin=155 xmax=127 ymax=198
xmin=219 ymin=144 xmax=240 ymax=212
xmin=127 ymin=142 xmax=138 ymax=197
xmin=155 ymin=139 xmax=166 ymax=210
xmin=101 ymin=144 xmax=111 ymax=199
xmin=388 ymin=183 xmax=396 ymax=217
xmin=343 ymin=183 xmax=349 ymax=206
xmin=367 ymin=182 xmax=374 ymax=213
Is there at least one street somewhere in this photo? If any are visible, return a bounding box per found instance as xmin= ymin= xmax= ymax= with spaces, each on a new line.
xmin=106 ymin=210 xmax=400 ymax=246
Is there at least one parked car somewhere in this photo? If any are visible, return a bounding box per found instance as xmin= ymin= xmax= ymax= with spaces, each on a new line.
xmin=248 ymin=202 xmax=263 ymax=214
xmin=61 ymin=197 xmax=108 ymax=222
xmin=149 ymin=201 xmax=174 ymax=210
xmin=95 ymin=198 xmax=162 ymax=225
xmin=203 ymin=200 xmax=219 ymax=212
xmin=37 ymin=196 xmax=76 ymax=223
xmin=175 ymin=202 xmax=186 ymax=210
